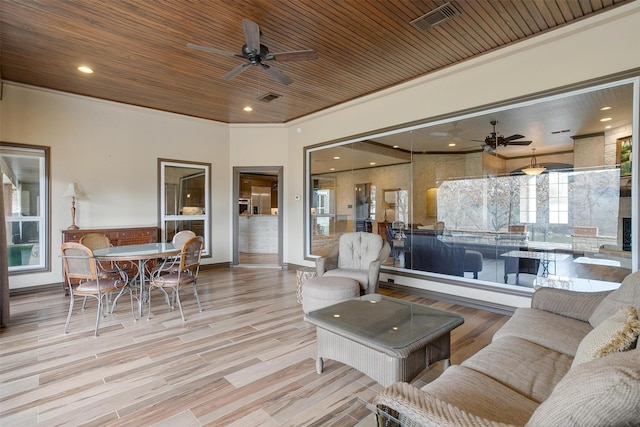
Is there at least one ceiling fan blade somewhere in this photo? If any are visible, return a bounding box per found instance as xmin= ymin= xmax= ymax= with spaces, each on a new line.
xmin=187 ymin=43 xmax=238 ymax=57
xmin=503 ymin=134 xmax=526 ymax=142
xmin=507 ymin=140 xmax=533 ymax=145
xmin=261 ymin=63 xmax=293 ymax=85
xmin=242 ymin=19 xmax=261 ymax=54
xmin=222 ymin=63 xmax=251 ymax=80
xmin=269 ymin=50 xmax=318 ymax=61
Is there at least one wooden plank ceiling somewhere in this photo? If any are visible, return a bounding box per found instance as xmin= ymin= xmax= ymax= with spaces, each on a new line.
xmin=0 ymin=0 xmax=631 ymax=124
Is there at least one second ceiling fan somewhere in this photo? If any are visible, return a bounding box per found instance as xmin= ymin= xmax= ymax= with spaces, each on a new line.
xmin=187 ymin=19 xmax=318 ymax=85
xmin=473 ymin=120 xmax=532 ymax=150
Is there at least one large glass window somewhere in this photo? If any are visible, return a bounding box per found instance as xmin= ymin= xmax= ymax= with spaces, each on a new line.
xmin=1 ymin=143 xmax=49 ymax=273
xmin=158 ymin=159 xmax=210 ymax=256
xmin=306 ymin=77 xmax=637 ymax=290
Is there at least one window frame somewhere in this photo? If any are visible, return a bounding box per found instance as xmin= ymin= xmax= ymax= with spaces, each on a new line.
xmin=1 ymin=142 xmax=50 ymax=275
xmin=157 ymin=158 xmax=211 ymax=257
xmin=304 ymin=74 xmax=639 ymax=286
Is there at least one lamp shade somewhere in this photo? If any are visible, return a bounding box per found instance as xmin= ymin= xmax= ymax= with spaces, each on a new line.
xmin=522 ymin=148 xmax=546 ymax=176
xmin=426 ymin=188 xmax=438 ymax=216
xmin=522 ymin=166 xmax=546 ymax=176
xmin=63 ymin=183 xmax=81 ymax=198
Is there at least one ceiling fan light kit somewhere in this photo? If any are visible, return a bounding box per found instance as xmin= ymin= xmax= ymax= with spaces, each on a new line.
xmin=187 ymin=19 xmax=317 ymax=85
xmin=522 ymin=148 xmax=546 ymax=176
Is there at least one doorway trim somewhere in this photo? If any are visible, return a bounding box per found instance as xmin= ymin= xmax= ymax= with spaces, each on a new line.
xmin=233 ymin=166 xmax=284 ymax=267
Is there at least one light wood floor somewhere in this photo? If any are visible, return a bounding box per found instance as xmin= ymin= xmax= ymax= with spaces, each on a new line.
xmin=1 ymin=267 xmax=508 ymax=426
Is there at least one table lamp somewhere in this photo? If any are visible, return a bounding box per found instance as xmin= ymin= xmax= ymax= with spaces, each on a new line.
xmin=63 ymin=183 xmax=81 ymax=230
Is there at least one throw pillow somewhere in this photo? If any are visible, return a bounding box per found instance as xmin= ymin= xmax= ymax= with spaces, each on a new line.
xmin=589 ymin=270 xmax=640 ymax=327
xmin=573 ymin=305 xmax=640 ymax=367
xmin=526 ymin=348 xmax=640 ymax=427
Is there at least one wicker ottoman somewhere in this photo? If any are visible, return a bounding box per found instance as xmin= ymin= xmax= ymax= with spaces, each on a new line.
xmin=302 ymin=276 xmax=360 ymax=314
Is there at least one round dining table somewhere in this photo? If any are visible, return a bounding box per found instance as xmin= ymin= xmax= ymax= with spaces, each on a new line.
xmin=93 ymin=242 xmax=181 ymax=317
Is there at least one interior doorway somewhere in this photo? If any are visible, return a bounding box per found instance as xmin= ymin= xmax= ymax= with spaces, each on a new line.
xmin=232 ymin=166 xmax=283 ymax=267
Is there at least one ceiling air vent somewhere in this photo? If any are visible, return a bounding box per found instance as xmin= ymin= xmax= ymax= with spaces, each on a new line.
xmin=410 ymin=2 xmax=461 ymax=31
xmin=258 ymin=92 xmax=282 ymax=103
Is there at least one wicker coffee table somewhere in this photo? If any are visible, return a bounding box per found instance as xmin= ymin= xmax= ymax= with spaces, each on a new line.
xmin=304 ymin=294 xmax=464 ymax=386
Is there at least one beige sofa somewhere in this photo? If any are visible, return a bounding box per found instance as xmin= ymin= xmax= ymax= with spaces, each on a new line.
xmin=374 ymin=272 xmax=640 ymax=427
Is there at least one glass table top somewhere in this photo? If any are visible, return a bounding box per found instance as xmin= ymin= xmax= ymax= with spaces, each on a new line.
xmin=93 ymin=243 xmax=178 ymax=258
xmin=305 ymin=294 xmax=463 ymax=350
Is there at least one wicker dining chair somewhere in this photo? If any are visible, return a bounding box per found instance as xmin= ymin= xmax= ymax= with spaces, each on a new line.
xmin=172 ymin=230 xmax=196 ymax=247
xmin=147 ymin=236 xmax=204 ymax=322
xmin=61 ymin=242 xmax=135 ymax=336
xmin=79 ymin=233 xmax=120 ymax=278
xmin=80 ymin=232 xmax=137 ymax=312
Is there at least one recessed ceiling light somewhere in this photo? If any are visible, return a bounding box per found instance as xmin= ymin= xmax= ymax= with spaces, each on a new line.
xmin=600 ymin=117 xmax=612 ymax=122
xmin=369 ymin=162 xmax=376 ymax=165
xmin=77 ymin=66 xmax=93 ymax=74
xmin=393 ymin=145 xmax=399 ymax=148
xmin=329 ymin=168 xmax=335 ymax=171
xmin=605 ymin=125 xmax=612 ymax=129
xmin=448 ymin=143 xmax=456 ymax=147
xmin=600 ymin=106 xmax=612 ymax=111
xmin=333 ymin=156 xmax=340 ymax=160
xmin=243 ymin=106 xmax=253 ymax=112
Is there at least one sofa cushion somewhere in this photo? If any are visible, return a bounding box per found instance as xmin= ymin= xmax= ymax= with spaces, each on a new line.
xmin=494 ymin=308 xmax=593 ymax=356
xmin=590 ymin=270 xmax=640 ymax=327
xmin=420 ymin=365 xmax=539 ymax=426
xmin=462 ymin=336 xmax=573 ymax=403
xmin=531 ymin=287 xmax=611 ymax=322
xmin=526 ymin=347 xmax=640 ymax=427
xmin=573 ymin=305 xmax=640 ymax=367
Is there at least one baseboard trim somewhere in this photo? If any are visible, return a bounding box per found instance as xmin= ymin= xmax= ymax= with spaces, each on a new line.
xmin=10 ymin=283 xmax=62 ymax=296
xmin=380 ymin=282 xmax=516 ymax=316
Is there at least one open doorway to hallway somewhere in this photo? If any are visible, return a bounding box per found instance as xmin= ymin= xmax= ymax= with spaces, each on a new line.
xmin=233 ymin=166 xmax=283 ymax=267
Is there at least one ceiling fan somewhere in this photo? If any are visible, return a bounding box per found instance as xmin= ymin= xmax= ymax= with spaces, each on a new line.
xmin=472 ymin=120 xmax=532 ymax=150
xmin=187 ymin=19 xmax=318 ymax=85
xmin=430 ymin=122 xmax=463 ymax=143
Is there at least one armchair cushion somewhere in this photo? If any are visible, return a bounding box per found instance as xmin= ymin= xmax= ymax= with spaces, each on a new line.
xmin=323 ymin=268 xmax=369 ymax=289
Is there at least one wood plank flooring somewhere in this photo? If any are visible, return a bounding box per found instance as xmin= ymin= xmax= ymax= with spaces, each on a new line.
xmin=1 ymin=267 xmax=508 ymax=426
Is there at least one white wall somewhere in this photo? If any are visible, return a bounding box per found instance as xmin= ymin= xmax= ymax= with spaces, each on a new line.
xmin=228 ymin=125 xmax=289 ymax=255
xmin=2 ymin=2 xmax=639 ymax=306
xmin=1 ymin=86 xmax=231 ymax=289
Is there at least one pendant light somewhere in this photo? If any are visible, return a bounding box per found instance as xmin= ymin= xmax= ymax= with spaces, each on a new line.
xmin=522 ymin=148 xmax=546 ymax=176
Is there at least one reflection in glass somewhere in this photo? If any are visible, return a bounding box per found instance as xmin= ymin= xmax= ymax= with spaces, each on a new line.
xmin=306 ymin=79 xmax=635 ymax=289
xmin=159 ymin=160 xmax=210 ymax=256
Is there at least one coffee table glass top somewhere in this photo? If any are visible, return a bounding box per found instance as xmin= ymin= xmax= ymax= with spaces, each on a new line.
xmin=305 ymin=294 xmax=463 ymax=350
